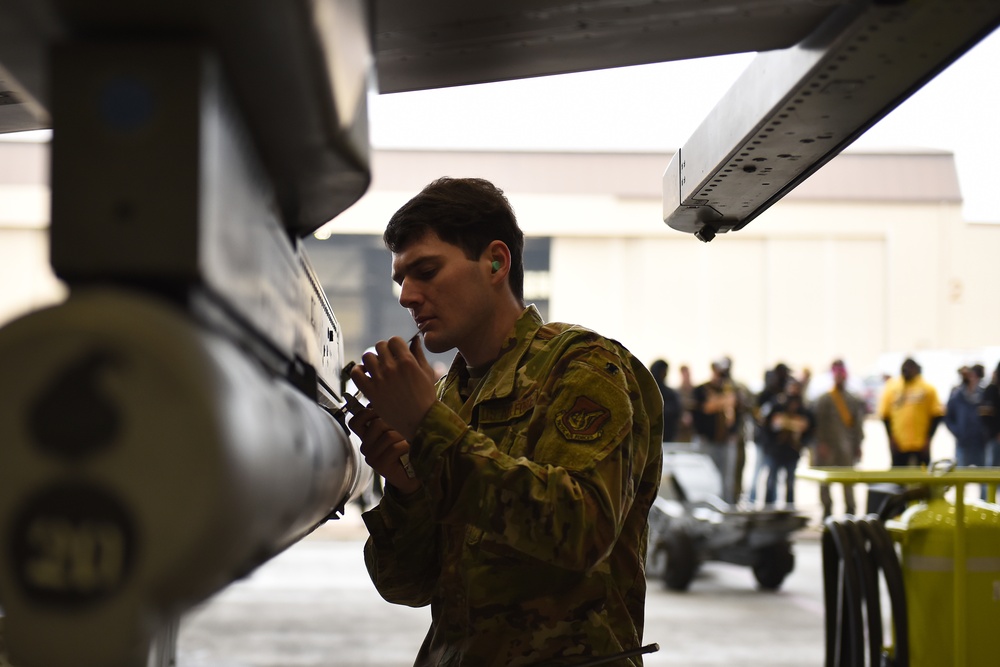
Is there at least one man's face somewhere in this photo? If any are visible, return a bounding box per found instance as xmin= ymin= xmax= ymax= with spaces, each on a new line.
xmin=391 ymin=230 xmax=494 ymax=355
xmin=901 ymin=360 xmax=919 ymax=381
xmin=832 ymin=364 xmax=847 ymax=385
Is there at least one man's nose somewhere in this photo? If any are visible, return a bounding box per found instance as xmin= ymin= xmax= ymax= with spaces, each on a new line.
xmin=398 ymin=279 xmax=421 ymax=308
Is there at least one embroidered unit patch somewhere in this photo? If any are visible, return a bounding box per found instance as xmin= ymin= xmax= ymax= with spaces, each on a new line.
xmin=556 ymin=396 xmax=611 ymax=441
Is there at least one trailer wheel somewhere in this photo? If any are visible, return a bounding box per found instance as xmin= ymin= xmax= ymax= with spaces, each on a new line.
xmin=662 ymin=529 xmax=697 ymax=591
xmin=753 ymin=542 xmax=795 ymax=590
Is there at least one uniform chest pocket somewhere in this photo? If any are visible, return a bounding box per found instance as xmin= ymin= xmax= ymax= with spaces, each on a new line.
xmin=476 ymin=419 xmax=531 ymax=458
xmin=475 ymin=387 xmax=538 ymax=457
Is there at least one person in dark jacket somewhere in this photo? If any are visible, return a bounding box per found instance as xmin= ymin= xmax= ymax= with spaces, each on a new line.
xmin=946 ymin=364 xmax=989 ymax=468
xmin=748 ymin=363 xmax=791 ymax=506
xmin=691 ymin=358 xmax=745 ymax=503
xmin=760 ymin=378 xmax=815 ymax=508
xmin=650 ymin=359 xmax=682 ymax=442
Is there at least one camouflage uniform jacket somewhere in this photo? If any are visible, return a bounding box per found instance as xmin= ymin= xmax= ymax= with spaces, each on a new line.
xmin=362 ymin=306 xmax=663 ymax=667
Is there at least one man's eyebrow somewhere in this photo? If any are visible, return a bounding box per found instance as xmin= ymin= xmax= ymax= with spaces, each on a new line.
xmin=392 ymin=255 xmax=438 ymax=285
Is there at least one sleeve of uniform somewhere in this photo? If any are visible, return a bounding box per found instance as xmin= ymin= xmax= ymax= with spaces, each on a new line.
xmin=408 ymin=342 xmax=658 ymax=573
xmin=360 ymin=487 xmax=440 ymax=607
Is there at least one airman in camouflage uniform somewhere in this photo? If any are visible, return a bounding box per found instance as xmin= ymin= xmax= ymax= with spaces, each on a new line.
xmin=362 ymin=306 xmax=662 ymax=666
xmin=348 ymin=177 xmax=662 ymax=667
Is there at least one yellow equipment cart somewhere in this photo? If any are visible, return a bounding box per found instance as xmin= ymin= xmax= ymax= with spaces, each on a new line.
xmin=800 ymin=466 xmax=1000 ymax=667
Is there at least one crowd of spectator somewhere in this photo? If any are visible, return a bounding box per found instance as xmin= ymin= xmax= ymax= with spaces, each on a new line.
xmin=648 ymin=356 xmax=1000 ymax=516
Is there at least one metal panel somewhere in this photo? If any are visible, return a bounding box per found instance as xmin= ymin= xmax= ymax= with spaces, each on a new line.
xmin=0 ymin=0 xmax=372 ymax=236
xmin=48 ymin=43 xmax=345 ymax=396
xmin=373 ymin=0 xmax=849 ymax=93
xmin=663 ymin=0 xmax=1000 ymax=241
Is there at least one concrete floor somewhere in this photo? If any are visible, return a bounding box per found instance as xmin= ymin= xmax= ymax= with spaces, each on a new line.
xmin=177 ymin=514 xmax=829 ymax=667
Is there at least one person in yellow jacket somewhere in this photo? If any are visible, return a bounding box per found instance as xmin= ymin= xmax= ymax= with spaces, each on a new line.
xmin=878 ymin=357 xmax=944 ymax=467
xmin=346 ymin=177 xmax=663 ymax=667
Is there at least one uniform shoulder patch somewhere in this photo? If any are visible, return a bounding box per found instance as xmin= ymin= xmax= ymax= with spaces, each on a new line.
xmin=556 ymin=395 xmax=612 ymax=441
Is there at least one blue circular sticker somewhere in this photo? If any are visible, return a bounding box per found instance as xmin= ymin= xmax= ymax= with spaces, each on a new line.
xmin=99 ymin=76 xmax=155 ymax=132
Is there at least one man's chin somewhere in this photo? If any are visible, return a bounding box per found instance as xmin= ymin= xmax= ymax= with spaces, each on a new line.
xmin=421 ymin=332 xmax=454 ymax=355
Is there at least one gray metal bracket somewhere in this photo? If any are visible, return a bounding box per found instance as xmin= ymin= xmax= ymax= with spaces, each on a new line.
xmin=664 ymin=0 xmax=1000 ymax=240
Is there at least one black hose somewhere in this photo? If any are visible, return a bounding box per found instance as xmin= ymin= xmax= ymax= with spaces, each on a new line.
xmin=857 ymin=518 xmax=909 ymax=667
xmin=822 ymin=515 xmax=909 ymax=667
xmin=824 ymin=519 xmax=865 ymax=666
xmin=844 ymin=520 xmax=883 ymax=664
xmin=822 ymin=525 xmax=841 ymax=667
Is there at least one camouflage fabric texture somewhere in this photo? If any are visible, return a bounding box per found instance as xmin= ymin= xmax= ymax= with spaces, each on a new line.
xmin=362 ymin=306 xmax=663 ymax=667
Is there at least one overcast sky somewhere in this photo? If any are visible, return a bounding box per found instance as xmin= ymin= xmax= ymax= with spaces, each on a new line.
xmin=370 ymin=26 xmax=1000 ymax=223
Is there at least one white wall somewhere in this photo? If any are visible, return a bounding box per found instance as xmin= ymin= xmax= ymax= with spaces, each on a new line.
xmin=549 ymin=231 xmax=888 ymax=389
xmin=0 ymin=177 xmax=65 ymax=325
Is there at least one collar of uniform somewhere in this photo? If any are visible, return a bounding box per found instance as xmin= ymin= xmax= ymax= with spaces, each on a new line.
xmin=444 ymin=305 xmax=542 ymax=402
xmin=488 ymin=305 xmax=544 ymax=399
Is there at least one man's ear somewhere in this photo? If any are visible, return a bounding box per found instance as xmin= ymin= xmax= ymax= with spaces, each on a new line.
xmin=486 ymin=240 xmax=511 ymax=275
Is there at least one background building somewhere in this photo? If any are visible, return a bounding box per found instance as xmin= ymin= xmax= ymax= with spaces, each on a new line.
xmin=2 ymin=139 xmax=998 ymax=394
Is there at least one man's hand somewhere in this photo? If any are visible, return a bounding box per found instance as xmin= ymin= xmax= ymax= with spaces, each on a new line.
xmin=348 ymin=407 xmax=421 ymax=495
xmin=350 ymin=335 xmax=438 ymax=442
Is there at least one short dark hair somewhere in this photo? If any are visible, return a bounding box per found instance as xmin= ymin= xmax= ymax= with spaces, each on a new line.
xmin=383 ymin=177 xmax=526 ymax=302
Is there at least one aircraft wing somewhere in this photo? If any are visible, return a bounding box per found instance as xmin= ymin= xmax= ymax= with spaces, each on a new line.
xmin=371 ymin=0 xmax=849 ymax=93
